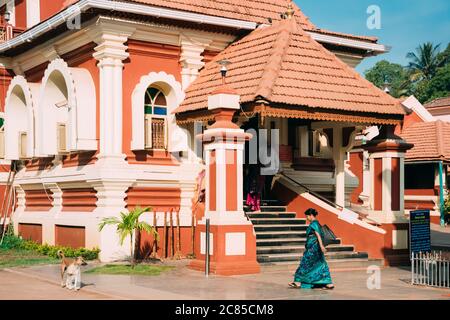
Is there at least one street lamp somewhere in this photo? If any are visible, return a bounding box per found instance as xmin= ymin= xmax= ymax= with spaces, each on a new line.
xmin=217 ymin=59 xmax=231 ymax=84
xmin=4 ymin=11 xmax=11 ymax=24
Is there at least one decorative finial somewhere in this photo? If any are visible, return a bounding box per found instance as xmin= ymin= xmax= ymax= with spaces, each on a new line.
xmin=286 ymin=2 xmax=295 ymax=19
xmin=217 ymin=59 xmax=231 ymax=84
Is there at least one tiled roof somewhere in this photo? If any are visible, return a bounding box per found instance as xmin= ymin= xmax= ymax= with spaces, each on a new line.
xmin=123 ymin=0 xmax=316 ymax=29
xmin=174 ymin=18 xmax=404 ymax=117
xmin=424 ymin=96 xmax=450 ymax=109
xmin=115 ymin=0 xmax=377 ymax=42
xmin=401 ymin=120 xmax=450 ymax=162
xmin=310 ymin=28 xmax=378 ymax=43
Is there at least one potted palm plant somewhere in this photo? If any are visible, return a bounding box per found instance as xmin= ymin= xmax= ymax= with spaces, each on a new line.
xmin=98 ymin=206 xmax=158 ymax=267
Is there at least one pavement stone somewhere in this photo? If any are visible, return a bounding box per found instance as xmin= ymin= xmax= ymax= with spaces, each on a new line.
xmin=0 ymin=260 xmax=449 ymax=300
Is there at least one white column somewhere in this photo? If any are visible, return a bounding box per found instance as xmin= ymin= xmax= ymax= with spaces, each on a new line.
xmin=92 ymin=181 xmax=132 ymax=262
xmin=382 ymin=156 xmax=392 ymax=213
xmin=26 ymin=0 xmax=41 ymax=28
xmin=333 ymin=127 xmax=345 ymax=207
xmin=89 ymin=24 xmax=135 ymax=162
xmin=179 ymin=36 xmax=211 ymax=90
xmin=360 ymin=150 xmax=371 ymax=207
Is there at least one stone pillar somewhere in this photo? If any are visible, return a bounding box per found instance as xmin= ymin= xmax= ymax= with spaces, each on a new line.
xmin=179 ymin=36 xmax=211 ymax=90
xmin=92 ymin=181 xmax=132 ymax=262
xmin=363 ymin=125 xmax=413 ymax=265
xmin=88 ymin=23 xmax=136 ymax=163
xmin=364 ymin=126 xmax=413 ymax=219
xmin=333 ymin=127 xmax=346 ymax=207
xmin=189 ymin=84 xmax=260 ymax=275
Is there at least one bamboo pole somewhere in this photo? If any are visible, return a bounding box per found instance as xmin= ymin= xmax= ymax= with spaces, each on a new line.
xmin=162 ymin=211 xmax=167 ymax=259
xmin=169 ymin=208 xmax=174 ymax=259
xmin=174 ymin=208 xmax=183 ymax=260
xmin=150 ymin=208 xmax=162 ymax=261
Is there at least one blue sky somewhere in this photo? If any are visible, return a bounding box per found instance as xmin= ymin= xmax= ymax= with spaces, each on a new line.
xmin=296 ymin=0 xmax=450 ymax=75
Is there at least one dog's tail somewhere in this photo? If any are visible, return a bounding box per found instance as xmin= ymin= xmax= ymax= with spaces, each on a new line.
xmin=57 ymin=250 xmax=65 ymax=259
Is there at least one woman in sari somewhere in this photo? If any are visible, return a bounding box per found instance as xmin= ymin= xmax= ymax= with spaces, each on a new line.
xmin=289 ymin=208 xmax=334 ymax=289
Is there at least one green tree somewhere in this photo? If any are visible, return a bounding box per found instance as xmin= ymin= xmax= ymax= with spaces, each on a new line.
xmin=98 ymin=206 xmax=157 ymax=267
xmin=406 ymin=42 xmax=446 ymax=81
xmin=437 ymin=43 xmax=450 ymax=66
xmin=415 ymin=63 xmax=450 ymax=104
xmin=364 ymin=60 xmax=411 ymax=98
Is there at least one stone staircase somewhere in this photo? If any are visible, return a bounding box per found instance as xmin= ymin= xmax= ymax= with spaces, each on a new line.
xmin=245 ymin=200 xmax=383 ymax=269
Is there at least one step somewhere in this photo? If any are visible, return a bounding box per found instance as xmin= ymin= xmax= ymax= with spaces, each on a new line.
xmin=251 ymin=218 xmax=306 ymax=225
xmin=255 ymin=231 xmax=307 ymax=239
xmin=260 ymin=258 xmax=385 ymax=271
xmin=256 ymin=244 xmax=355 ymax=255
xmin=243 ymin=199 xmax=281 ymax=206
xmin=257 ymin=251 xmax=369 ymax=263
xmin=256 ymin=237 xmax=341 ymax=246
xmin=253 ymin=224 xmax=308 ymax=232
xmin=247 ymin=213 xmax=297 ymax=219
xmin=260 ymin=206 xmax=287 ymax=212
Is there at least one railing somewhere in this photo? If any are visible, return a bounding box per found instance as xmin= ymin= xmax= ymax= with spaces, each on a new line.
xmin=279 ymin=171 xmax=343 ymax=210
xmin=279 ymin=171 xmax=381 ymax=226
xmin=411 ymin=251 xmax=450 ymax=288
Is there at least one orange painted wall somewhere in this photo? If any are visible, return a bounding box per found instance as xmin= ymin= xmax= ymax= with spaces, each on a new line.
xmin=391 ymin=158 xmax=400 ymax=211
xmin=138 ymin=226 xmax=193 ymax=260
xmin=24 ymin=189 xmax=53 ymax=211
xmin=189 ymin=223 xmax=260 ymax=275
xmin=126 ymin=187 xmax=181 ymax=211
xmin=40 ymin=0 xmax=67 ymax=21
xmin=373 ymin=158 xmax=383 ymax=210
xmin=225 ymin=150 xmax=237 ymax=211
xmin=348 ymin=151 xmax=363 ymax=204
xmin=14 ymin=0 xmax=27 ymax=29
xmin=123 ymin=40 xmax=181 ymax=165
xmin=0 ymin=67 xmax=13 ymax=113
xmin=209 ymin=150 xmax=216 ymax=211
xmin=61 ymin=188 xmax=97 ymax=212
xmin=396 ymin=110 xmax=424 ymax=135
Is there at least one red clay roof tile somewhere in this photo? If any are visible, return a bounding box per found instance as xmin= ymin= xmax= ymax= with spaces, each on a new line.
xmin=174 ymin=18 xmax=404 ymax=117
xmin=401 ymin=120 xmax=450 ymax=162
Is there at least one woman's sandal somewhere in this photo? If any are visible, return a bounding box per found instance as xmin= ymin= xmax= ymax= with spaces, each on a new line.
xmin=288 ymin=282 xmax=300 ymax=288
xmin=322 ymin=284 xmax=335 ymax=290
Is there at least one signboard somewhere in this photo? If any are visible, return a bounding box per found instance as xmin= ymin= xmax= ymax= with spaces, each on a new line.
xmin=409 ymin=209 xmax=431 ymax=254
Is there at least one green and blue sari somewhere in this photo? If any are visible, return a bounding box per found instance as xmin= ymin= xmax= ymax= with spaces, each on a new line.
xmin=293 ymin=220 xmax=332 ymax=289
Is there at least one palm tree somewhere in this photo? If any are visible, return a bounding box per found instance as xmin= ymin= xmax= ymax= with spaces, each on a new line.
xmin=406 ymin=42 xmax=445 ymax=81
xmin=98 ymin=206 xmax=157 ymax=267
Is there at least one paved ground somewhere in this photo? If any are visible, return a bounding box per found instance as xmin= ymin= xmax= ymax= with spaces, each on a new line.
xmin=431 ymin=223 xmax=450 ymax=247
xmin=0 ymin=261 xmax=449 ymax=300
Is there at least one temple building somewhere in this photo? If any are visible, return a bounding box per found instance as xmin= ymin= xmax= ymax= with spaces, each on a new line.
xmin=0 ymin=0 xmax=435 ymax=274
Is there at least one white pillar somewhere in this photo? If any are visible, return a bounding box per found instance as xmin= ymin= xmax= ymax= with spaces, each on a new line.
xmin=92 ymin=181 xmax=132 ymax=262
xmin=333 ymin=127 xmax=345 ymax=207
xmin=179 ymin=36 xmax=211 ymax=90
xmin=360 ymin=150 xmax=371 ymax=207
xmin=88 ymin=24 xmax=136 ymax=162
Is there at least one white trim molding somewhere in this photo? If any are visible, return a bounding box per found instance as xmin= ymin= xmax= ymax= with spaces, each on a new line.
xmin=38 ymin=58 xmax=97 ymax=156
xmin=131 ymin=71 xmax=187 ymax=152
xmin=4 ymin=76 xmax=39 ymax=160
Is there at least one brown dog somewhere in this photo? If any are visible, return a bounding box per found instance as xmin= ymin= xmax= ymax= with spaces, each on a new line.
xmin=57 ymin=250 xmax=87 ymax=289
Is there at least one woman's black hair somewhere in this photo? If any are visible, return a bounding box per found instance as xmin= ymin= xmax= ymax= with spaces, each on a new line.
xmin=304 ymin=208 xmax=318 ymax=217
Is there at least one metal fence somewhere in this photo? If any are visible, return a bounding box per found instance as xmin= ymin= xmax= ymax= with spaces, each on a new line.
xmin=411 ymin=251 xmax=450 ymax=288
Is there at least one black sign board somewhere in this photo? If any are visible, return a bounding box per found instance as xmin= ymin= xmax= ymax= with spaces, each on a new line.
xmin=409 ymin=209 xmax=431 ymax=254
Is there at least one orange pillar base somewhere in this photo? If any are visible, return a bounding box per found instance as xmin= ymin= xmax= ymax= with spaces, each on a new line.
xmin=188 ymin=259 xmax=260 ymax=276
xmin=188 ymin=223 xmax=260 ymax=276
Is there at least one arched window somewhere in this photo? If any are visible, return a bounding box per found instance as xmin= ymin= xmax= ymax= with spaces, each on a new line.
xmin=144 ymin=86 xmax=168 ymax=149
